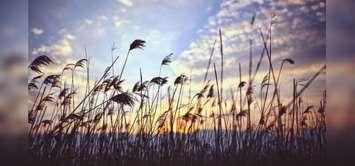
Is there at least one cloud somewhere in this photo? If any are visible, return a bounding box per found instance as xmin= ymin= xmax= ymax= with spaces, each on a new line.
xmin=117 ymin=0 xmax=133 ymax=7
xmin=76 ymin=16 xmax=115 ymax=39
xmin=32 ymin=37 xmax=73 ymax=56
xmin=172 ymin=0 xmax=326 ymax=102
xmin=113 ymin=16 xmax=130 ymax=28
xmin=84 ymin=19 xmax=93 ymax=25
xmin=174 ymin=0 xmax=325 ymax=71
xmin=31 ymin=27 xmax=44 ymax=35
xmin=64 ymin=33 xmax=75 ymax=40
xmin=97 ymin=15 xmax=109 ymax=22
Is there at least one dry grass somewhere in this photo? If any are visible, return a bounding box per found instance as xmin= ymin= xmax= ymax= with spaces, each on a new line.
xmin=28 ymin=15 xmax=326 ymax=166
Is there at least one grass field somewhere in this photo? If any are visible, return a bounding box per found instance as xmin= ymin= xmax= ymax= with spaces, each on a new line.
xmin=28 ymin=15 xmax=326 ymax=166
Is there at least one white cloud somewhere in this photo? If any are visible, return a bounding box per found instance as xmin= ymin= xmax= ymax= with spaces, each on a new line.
xmin=84 ymin=19 xmax=93 ymax=25
xmin=31 ymin=27 xmax=44 ymax=35
xmin=97 ymin=15 xmax=109 ymax=22
xmin=117 ymin=0 xmax=133 ymax=7
xmin=64 ymin=33 xmax=76 ymax=40
xmin=32 ymin=38 xmax=73 ymax=56
xmin=172 ymin=0 xmax=325 ymax=100
xmin=113 ymin=16 xmax=130 ymax=28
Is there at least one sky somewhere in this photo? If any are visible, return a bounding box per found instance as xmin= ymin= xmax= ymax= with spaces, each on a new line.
xmin=29 ymin=0 xmax=220 ymax=83
xmin=0 ymin=0 xmax=27 ymax=56
xmin=28 ymin=0 xmax=326 ymax=106
xmin=2 ymin=0 xmax=355 ymax=162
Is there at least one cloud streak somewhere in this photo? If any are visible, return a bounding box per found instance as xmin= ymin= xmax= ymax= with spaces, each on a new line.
xmin=172 ymin=0 xmax=326 ymax=102
xmin=117 ymin=0 xmax=133 ymax=7
xmin=29 ymin=0 xmax=326 ymax=106
xmin=31 ymin=27 xmax=44 ymax=35
xmin=32 ymin=34 xmax=74 ymax=57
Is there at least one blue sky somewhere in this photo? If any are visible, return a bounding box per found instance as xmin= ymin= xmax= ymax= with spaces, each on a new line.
xmin=29 ymin=0 xmax=220 ymax=83
xmin=28 ymin=0 xmax=326 ymax=104
xmin=1 ymin=0 xmax=355 ymax=142
xmin=0 ymin=0 xmax=27 ymax=55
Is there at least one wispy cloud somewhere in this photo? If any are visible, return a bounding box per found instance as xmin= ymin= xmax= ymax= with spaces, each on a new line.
xmin=31 ymin=27 xmax=44 ymax=35
xmin=32 ymin=34 xmax=75 ymax=57
xmin=117 ymin=0 xmax=133 ymax=7
xmin=172 ymin=0 xmax=326 ymax=101
xmin=29 ymin=0 xmax=325 ymax=104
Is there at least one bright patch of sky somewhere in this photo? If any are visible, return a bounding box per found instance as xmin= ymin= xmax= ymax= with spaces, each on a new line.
xmin=29 ymin=0 xmax=220 ymax=86
xmin=29 ymin=0 xmax=325 ymax=104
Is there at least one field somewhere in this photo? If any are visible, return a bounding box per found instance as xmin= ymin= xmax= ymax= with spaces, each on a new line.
xmin=28 ymin=15 xmax=326 ymax=166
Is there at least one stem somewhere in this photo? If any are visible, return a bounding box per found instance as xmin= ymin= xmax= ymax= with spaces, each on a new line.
xmin=118 ymin=50 xmax=131 ymax=81
xmin=213 ymin=63 xmax=222 ymax=154
xmin=203 ymin=40 xmax=216 ymax=83
xmin=219 ymin=29 xmax=224 ymax=102
xmin=72 ymin=50 xmax=127 ymax=112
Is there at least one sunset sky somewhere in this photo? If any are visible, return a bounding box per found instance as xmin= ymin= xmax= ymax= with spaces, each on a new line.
xmin=3 ymin=1 xmax=355 ymax=163
xmin=28 ymin=0 xmax=326 ymax=104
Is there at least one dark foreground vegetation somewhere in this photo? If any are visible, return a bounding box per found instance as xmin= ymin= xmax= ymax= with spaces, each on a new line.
xmin=28 ymin=15 xmax=326 ymax=166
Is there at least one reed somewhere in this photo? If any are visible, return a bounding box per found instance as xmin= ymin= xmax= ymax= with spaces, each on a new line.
xmin=28 ymin=14 xmax=326 ymax=166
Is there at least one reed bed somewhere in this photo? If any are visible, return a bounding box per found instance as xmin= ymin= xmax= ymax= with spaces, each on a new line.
xmin=28 ymin=15 xmax=326 ymax=166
